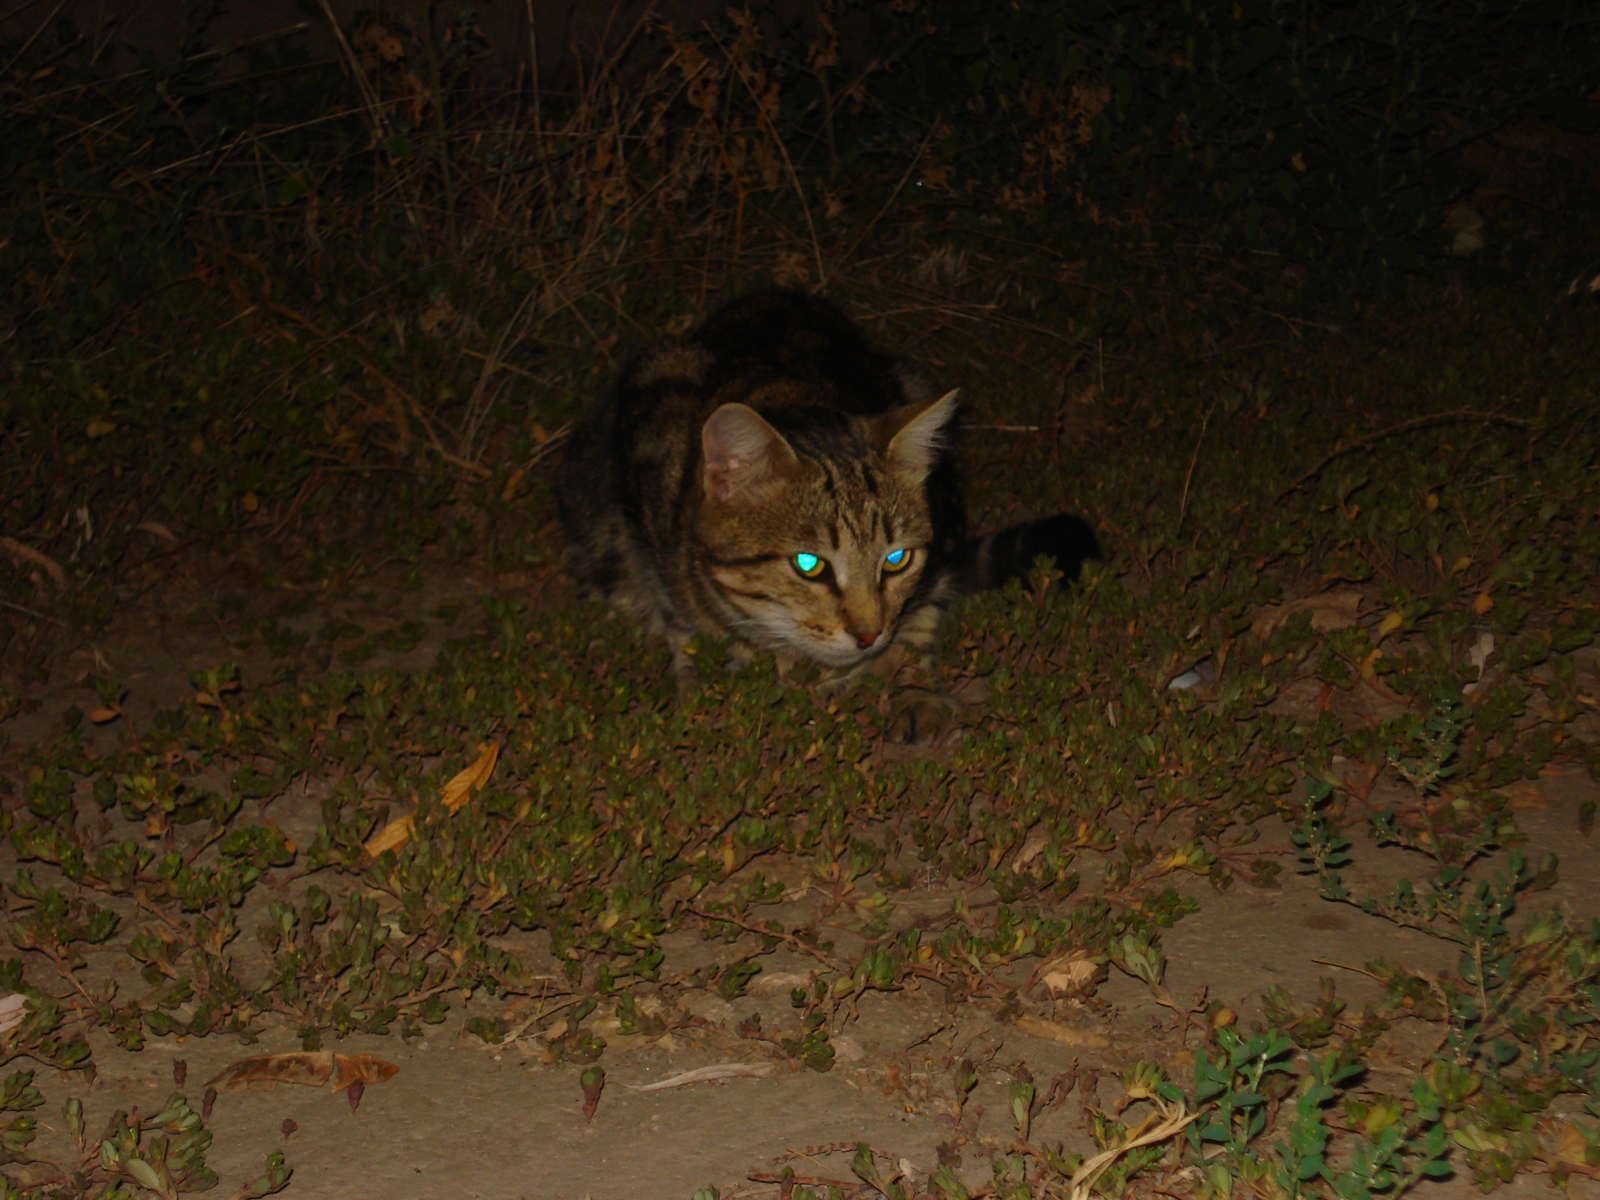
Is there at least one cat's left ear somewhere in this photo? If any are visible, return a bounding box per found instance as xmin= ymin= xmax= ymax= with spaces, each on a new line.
xmin=880 ymin=389 xmax=959 ymax=484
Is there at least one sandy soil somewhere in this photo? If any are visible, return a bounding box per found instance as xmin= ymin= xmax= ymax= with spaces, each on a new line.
xmin=3 ymin=560 xmax=1598 ymax=1200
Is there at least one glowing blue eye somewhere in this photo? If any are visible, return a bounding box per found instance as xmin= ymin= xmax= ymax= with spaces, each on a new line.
xmin=883 ymin=548 xmax=911 ymax=573
xmin=792 ymin=552 xmax=825 ymax=578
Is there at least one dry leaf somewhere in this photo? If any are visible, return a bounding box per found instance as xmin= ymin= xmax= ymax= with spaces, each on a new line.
xmin=440 ymin=741 xmax=501 ymax=814
xmin=87 ymin=707 xmax=121 ymax=725
xmin=1015 ymin=1015 xmax=1109 ymax=1048
xmin=206 ymin=1051 xmax=335 ymax=1091
xmin=1011 ymin=832 xmax=1050 ymax=871
xmin=500 ymin=466 xmax=526 ymax=502
xmin=1468 ymin=630 xmax=1495 ymax=674
xmin=363 ymin=814 xmax=415 ymax=857
xmin=622 ymin=1063 xmax=774 ymax=1091
xmin=1038 ymin=953 xmax=1101 ymax=997
xmin=136 ymin=521 xmax=179 ymax=543
xmin=1250 ymin=589 xmax=1363 ymax=640
xmin=1463 ymin=630 xmax=1496 ymax=694
xmin=0 ymin=537 xmax=66 ymax=587
xmin=0 ymin=993 xmax=27 ymax=1034
xmin=206 ymin=1051 xmax=399 ymax=1093
xmin=361 ymin=743 xmax=501 ymax=858
xmin=330 ymin=1053 xmax=400 ymax=1090
xmin=1501 ymin=779 xmax=1547 ymax=810
xmin=1546 ymin=1120 xmax=1600 ymax=1172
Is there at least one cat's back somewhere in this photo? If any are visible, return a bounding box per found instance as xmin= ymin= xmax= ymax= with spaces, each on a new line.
xmin=562 ymin=288 xmax=917 ymax=508
xmin=686 ymin=288 xmax=909 ymax=415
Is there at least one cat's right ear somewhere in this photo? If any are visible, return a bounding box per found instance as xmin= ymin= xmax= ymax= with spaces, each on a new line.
xmin=881 ymin=388 xmax=960 ymax=484
xmin=701 ymin=403 xmax=797 ymax=504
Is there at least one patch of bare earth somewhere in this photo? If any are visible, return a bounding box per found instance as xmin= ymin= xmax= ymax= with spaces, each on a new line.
xmin=3 ymin=567 xmax=1597 ymax=1200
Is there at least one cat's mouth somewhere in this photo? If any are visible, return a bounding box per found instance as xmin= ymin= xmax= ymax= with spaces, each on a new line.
xmin=803 ymin=630 xmax=892 ymax=670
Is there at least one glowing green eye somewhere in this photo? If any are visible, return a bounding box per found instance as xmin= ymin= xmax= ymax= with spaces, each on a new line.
xmin=883 ymin=548 xmax=911 ymax=573
xmin=792 ymin=552 xmax=826 ymax=578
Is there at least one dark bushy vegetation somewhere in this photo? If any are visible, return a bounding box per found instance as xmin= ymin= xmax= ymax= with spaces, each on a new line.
xmin=874 ymin=0 xmax=1600 ymax=280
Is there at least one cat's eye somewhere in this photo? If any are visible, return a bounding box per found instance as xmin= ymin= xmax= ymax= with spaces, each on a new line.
xmin=882 ymin=548 xmax=912 ymax=573
xmin=792 ymin=552 xmax=827 ymax=579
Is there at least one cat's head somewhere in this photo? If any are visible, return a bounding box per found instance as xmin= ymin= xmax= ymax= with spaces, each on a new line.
xmin=695 ymin=389 xmax=958 ymax=669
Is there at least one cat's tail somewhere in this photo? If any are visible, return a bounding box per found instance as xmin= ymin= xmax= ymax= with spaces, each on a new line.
xmin=959 ymin=513 xmax=1101 ymax=592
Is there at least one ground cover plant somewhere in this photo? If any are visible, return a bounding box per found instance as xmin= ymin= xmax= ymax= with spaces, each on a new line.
xmin=2 ymin=4 xmax=1599 ymax=1198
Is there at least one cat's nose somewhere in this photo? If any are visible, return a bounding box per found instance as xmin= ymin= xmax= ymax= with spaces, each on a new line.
xmin=842 ymin=603 xmax=883 ymax=650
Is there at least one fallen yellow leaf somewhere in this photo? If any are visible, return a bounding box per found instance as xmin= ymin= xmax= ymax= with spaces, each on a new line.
xmin=329 ymin=1053 xmax=400 ymax=1090
xmin=364 ymin=814 xmax=415 ymax=857
xmin=441 ymin=741 xmax=501 ymax=813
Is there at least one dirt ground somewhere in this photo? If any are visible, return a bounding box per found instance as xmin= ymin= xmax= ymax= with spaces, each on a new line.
xmin=4 ymin=557 xmax=1598 ymax=1200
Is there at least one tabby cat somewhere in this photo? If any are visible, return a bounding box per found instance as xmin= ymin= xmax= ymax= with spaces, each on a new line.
xmin=556 ymin=289 xmax=1097 ymax=680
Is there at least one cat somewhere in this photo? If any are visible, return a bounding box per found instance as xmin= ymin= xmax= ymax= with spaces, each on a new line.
xmin=555 ymin=288 xmax=1098 ymax=683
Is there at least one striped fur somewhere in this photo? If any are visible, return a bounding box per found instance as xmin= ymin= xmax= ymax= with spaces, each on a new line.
xmin=556 ymin=289 xmax=1096 ymax=678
